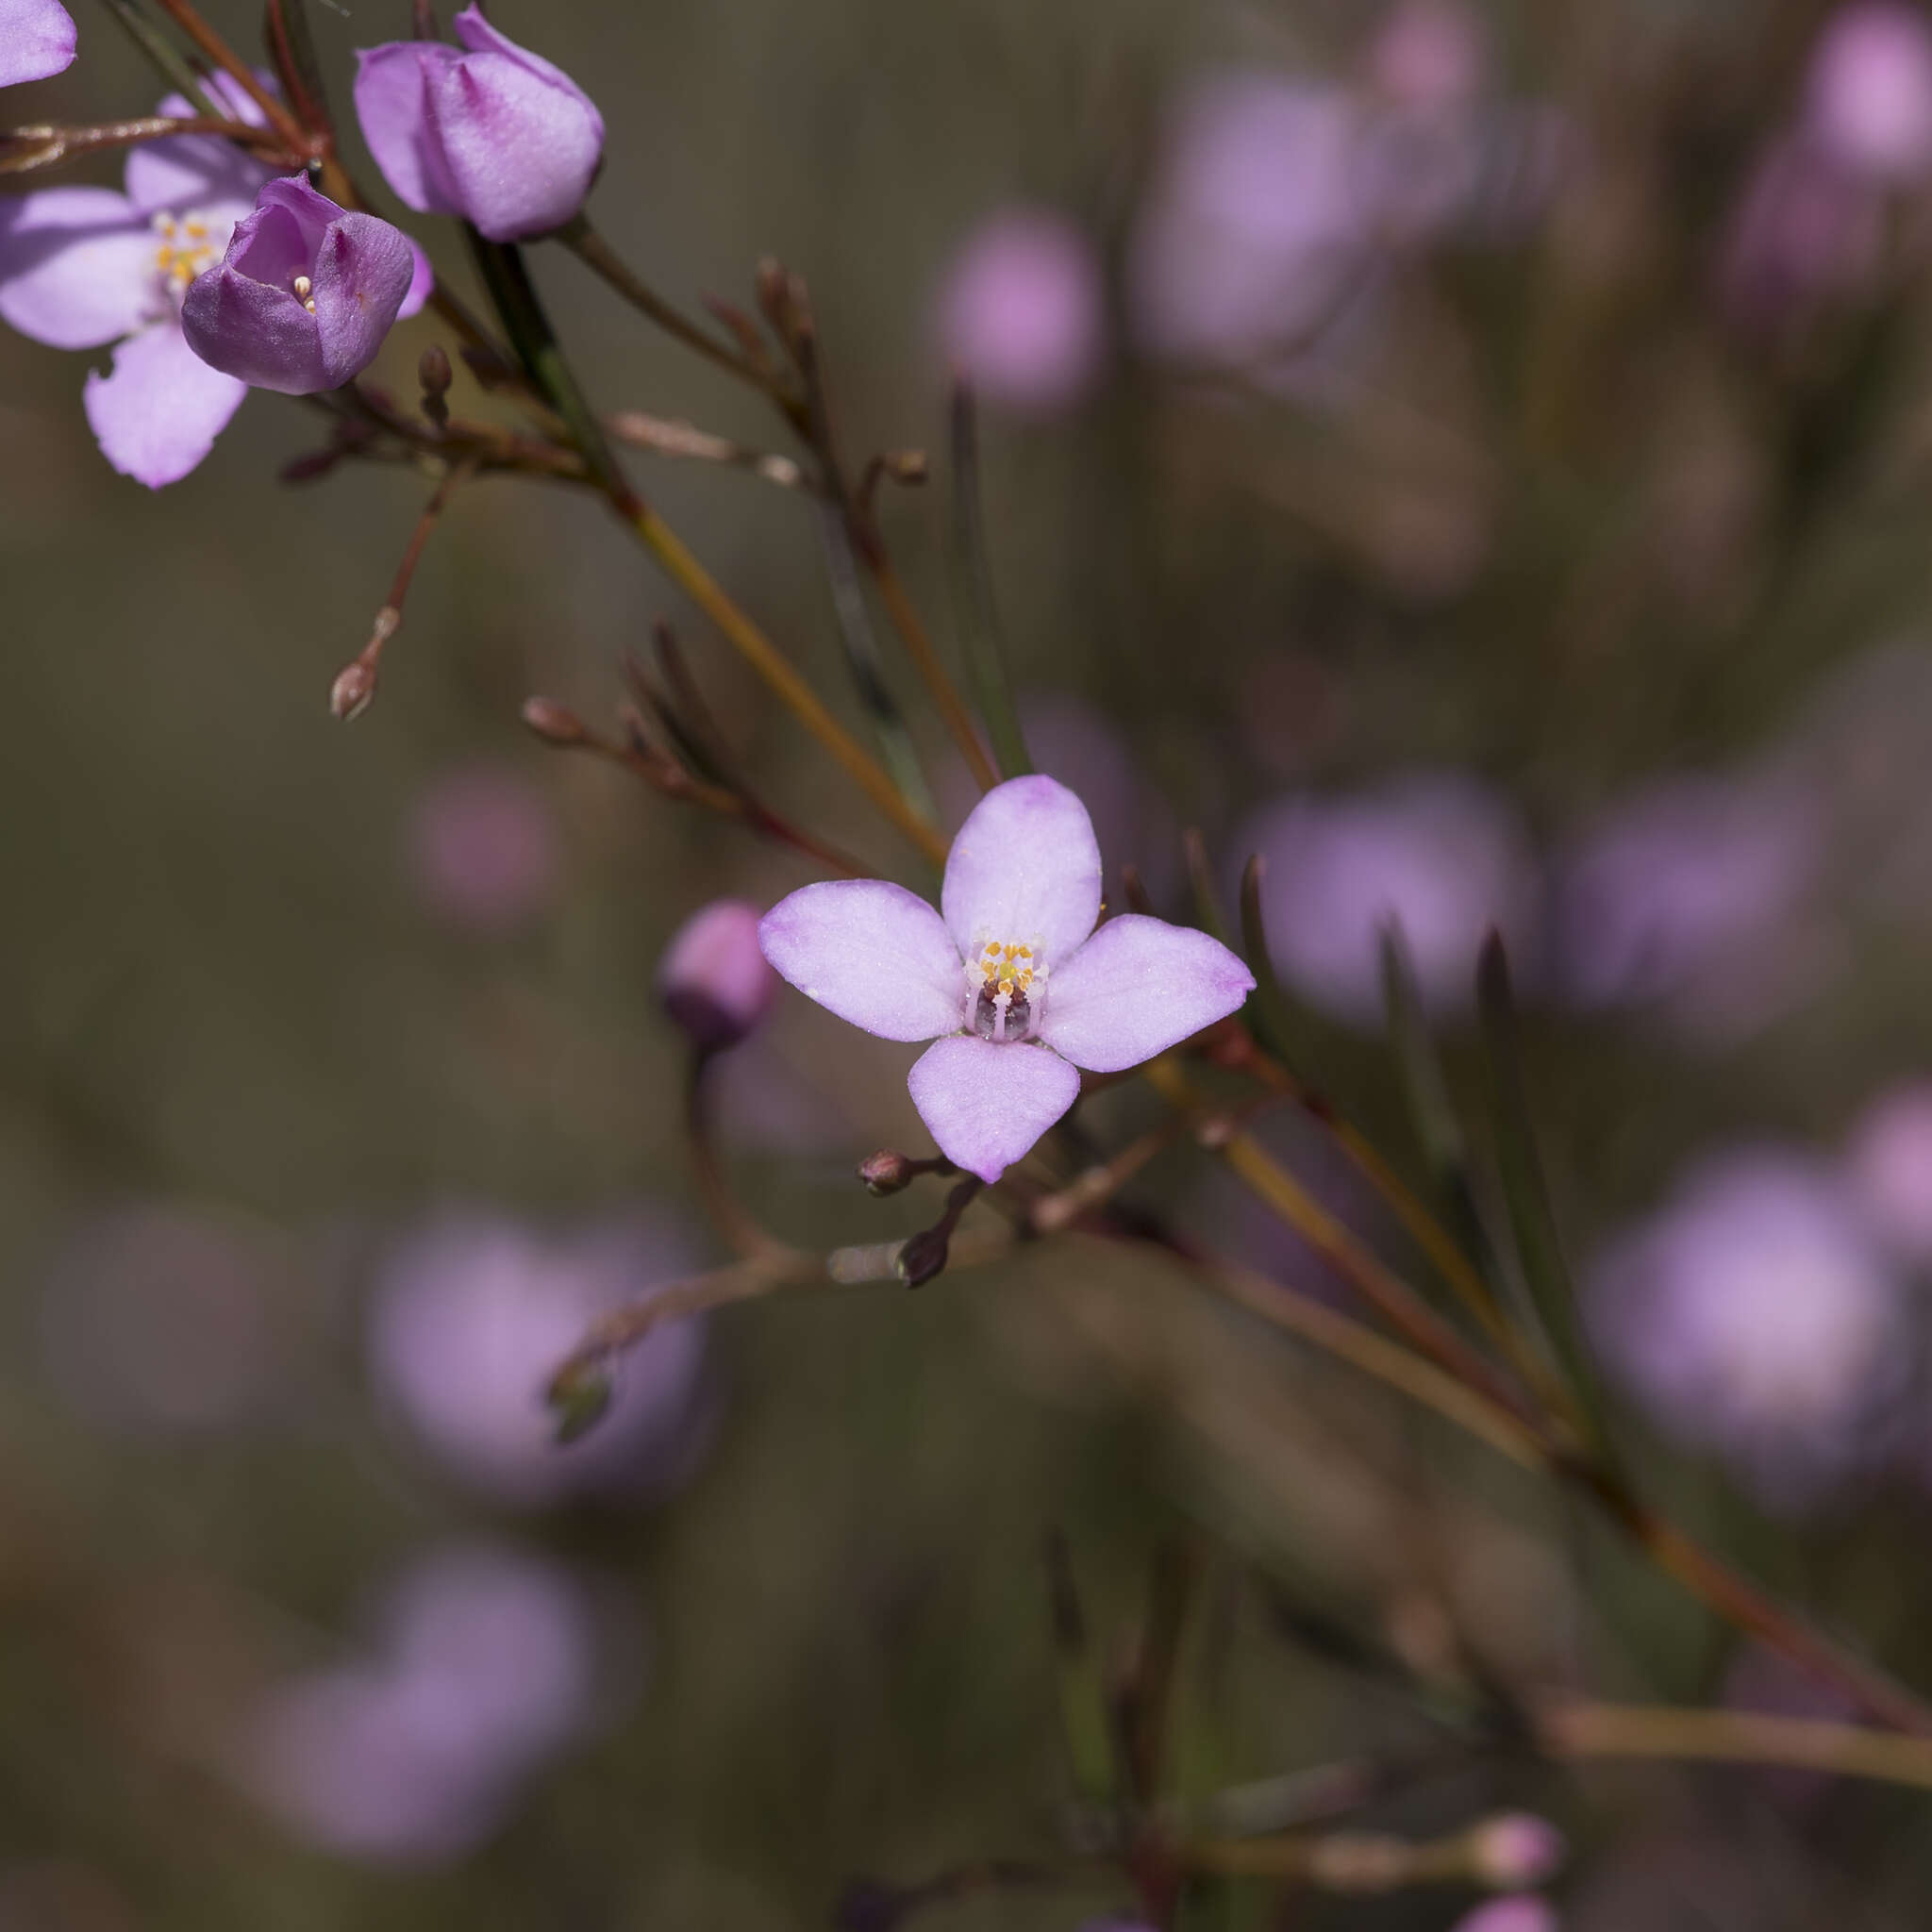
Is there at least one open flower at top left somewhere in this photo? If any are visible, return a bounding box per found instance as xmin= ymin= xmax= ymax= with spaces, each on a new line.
xmin=0 ymin=0 xmax=75 ymax=88
xmin=0 ymin=77 xmax=427 ymax=485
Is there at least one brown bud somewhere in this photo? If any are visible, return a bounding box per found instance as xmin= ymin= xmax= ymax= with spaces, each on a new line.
xmin=330 ymin=658 xmax=377 ymax=722
xmin=858 ymin=1151 xmax=916 ymax=1196
xmin=895 ymin=1227 xmax=951 ymax=1289
xmin=520 ymin=696 xmax=590 ymax=746
xmin=418 ymin=343 xmax=453 ymax=395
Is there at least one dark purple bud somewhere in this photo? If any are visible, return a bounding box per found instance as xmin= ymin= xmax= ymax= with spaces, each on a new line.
xmin=895 ymin=1227 xmax=951 ymax=1288
xmin=353 ymin=4 xmax=605 ymax=242
xmin=180 ymin=176 xmax=416 ymax=395
xmin=858 ymin=1150 xmax=917 ymax=1196
xmin=658 ymin=900 xmax=777 ymax=1054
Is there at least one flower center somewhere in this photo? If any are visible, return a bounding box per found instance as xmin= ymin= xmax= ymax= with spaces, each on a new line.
xmin=965 ymin=937 xmax=1046 ymax=1042
xmin=151 ymin=209 xmax=222 ymax=296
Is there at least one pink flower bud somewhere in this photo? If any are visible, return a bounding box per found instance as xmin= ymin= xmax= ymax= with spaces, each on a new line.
xmin=658 ymin=899 xmax=778 ymax=1054
xmin=354 ymin=5 xmax=605 ymax=242
xmin=1468 ymin=1812 xmax=1566 ymax=1890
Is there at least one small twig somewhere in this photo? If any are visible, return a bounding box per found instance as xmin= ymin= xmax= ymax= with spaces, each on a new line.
xmin=558 ymin=214 xmax=806 ymax=417
xmin=146 ymin=0 xmax=311 ymax=151
xmin=685 ymin=1049 xmax=788 ymax=1261
xmin=0 ymin=116 xmax=297 ymax=175
xmin=1542 ymin=1699 xmax=1932 ymax=1792
xmin=328 ymin=456 xmax=475 ymax=720
xmin=608 ymin=409 xmax=805 ymax=489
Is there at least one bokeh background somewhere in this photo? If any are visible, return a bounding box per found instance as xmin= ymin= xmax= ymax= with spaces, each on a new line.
xmin=8 ymin=0 xmax=1932 ymax=1924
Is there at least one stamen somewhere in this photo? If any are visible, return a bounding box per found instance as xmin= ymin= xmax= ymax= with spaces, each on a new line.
xmin=292 ymin=275 xmax=312 ymax=300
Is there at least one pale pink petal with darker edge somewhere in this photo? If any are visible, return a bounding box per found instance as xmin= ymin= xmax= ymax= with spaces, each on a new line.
xmin=758 ymin=879 xmax=963 ymax=1042
xmin=907 ymin=1035 xmax=1081 ymax=1182
xmin=940 ymin=774 xmax=1103 ymax=966
xmin=1039 ymin=914 xmax=1254 ymax=1073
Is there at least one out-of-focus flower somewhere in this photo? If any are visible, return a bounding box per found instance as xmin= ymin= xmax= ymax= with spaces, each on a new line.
xmin=1237 ymin=771 xmax=1539 ymax=1027
xmin=1717 ymin=138 xmax=1887 ymax=333
xmin=405 ymin=763 xmax=559 ymax=933
xmin=1127 ymin=72 xmax=1365 ymax=366
xmin=1845 ymin=1083 xmax=1932 ymax=1265
xmin=240 ymin=1543 xmax=610 ymax=1864
xmin=1449 ymin=1900 xmax=1558 ymax=1932
xmin=659 ymin=899 xmax=777 ymax=1054
xmin=355 ymin=5 xmax=605 ymax=242
xmin=0 ymin=0 xmax=75 ymax=87
xmin=0 ymin=76 xmax=277 ymax=485
xmin=1587 ymin=1148 xmax=1908 ymax=1505
xmin=1468 ymin=1814 xmax=1566 ymax=1891
xmin=758 ymin=776 xmax=1254 ymax=1183
xmin=369 ymin=1211 xmax=710 ymax=1507
xmin=39 ymin=1202 xmax=291 ymax=1432
xmin=181 ymin=175 xmax=415 ymax=394
xmin=1553 ymin=772 xmax=1824 ymax=1039
xmin=1804 ymin=2 xmax=1932 ymax=186
xmin=935 ymin=208 xmax=1105 ymax=411
xmin=1368 ymin=0 xmax=1485 ymax=111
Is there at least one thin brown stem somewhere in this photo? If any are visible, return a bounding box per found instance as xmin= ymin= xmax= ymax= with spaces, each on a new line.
xmin=329 ymin=456 xmax=475 ymax=719
xmin=1542 ymin=1699 xmax=1932 ymax=1791
xmin=145 ymin=0 xmax=310 ymax=151
xmin=608 ymin=410 xmax=805 ymax=489
xmin=0 ymin=116 xmax=297 ymax=175
xmin=558 ymin=216 xmax=805 ymax=416
xmin=685 ymin=1051 xmax=789 ymax=1261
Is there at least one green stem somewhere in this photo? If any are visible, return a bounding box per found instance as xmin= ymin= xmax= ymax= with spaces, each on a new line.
xmin=949 ymin=378 xmax=1033 ymax=778
xmin=92 ymin=0 xmax=222 ymax=118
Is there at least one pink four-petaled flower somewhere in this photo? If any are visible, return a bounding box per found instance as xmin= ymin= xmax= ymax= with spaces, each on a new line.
xmin=758 ymin=775 xmax=1256 ymax=1184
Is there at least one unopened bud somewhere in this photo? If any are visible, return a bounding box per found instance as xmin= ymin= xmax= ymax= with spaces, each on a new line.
xmin=419 ymin=342 xmax=453 ymax=427
xmin=520 ymin=695 xmax=590 ymax=746
xmin=658 ymin=899 xmax=776 ymax=1054
xmin=330 ymin=658 xmax=377 ymax=722
xmin=1467 ymin=1813 xmax=1566 ymax=1892
xmin=895 ymin=1227 xmax=951 ymax=1289
xmin=882 ymin=448 xmax=928 ymax=483
xmin=858 ymin=1150 xmax=917 ymax=1196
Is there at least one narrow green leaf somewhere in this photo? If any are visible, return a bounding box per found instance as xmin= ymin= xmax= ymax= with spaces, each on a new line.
xmin=1476 ymin=931 xmax=1618 ymax=1457
xmin=948 ymin=380 xmax=1033 ymax=779
xmin=1238 ymin=853 xmax=1305 ymax=1070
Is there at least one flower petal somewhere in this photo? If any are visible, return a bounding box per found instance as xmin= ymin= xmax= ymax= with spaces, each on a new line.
xmin=758 ymin=880 xmax=962 ymax=1042
xmin=83 ymin=318 xmax=246 ymax=487
xmin=908 ymin=1036 xmax=1081 ymax=1183
xmin=1037 ymin=914 xmax=1256 ymax=1072
xmin=0 ymin=0 xmax=75 ymax=88
xmin=940 ymin=774 xmax=1103 ymax=966
xmin=0 ymin=188 xmax=153 ymax=349
xmin=125 ymin=75 xmax=273 ymax=212
xmin=309 ymin=209 xmax=415 ymax=387
xmin=180 ymin=258 xmax=325 ymax=393
xmin=399 ymin=234 xmax=435 ymax=319
xmin=353 ymin=42 xmax=467 ymax=217
xmin=424 ymin=41 xmax=604 ymax=240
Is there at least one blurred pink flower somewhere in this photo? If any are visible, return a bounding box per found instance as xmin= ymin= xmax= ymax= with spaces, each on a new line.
xmin=405 ymin=762 xmax=559 ymax=933
xmin=936 ymin=208 xmax=1106 ymax=410
xmin=39 ymin=1202 xmax=291 ymax=1431
xmin=1368 ymin=0 xmax=1486 ymax=110
xmin=1450 ymin=1900 xmax=1558 ymax=1932
xmin=1127 ymin=73 xmax=1365 ymax=365
xmin=1844 ymin=1082 xmax=1932 ymax=1264
xmin=1805 ymin=2 xmax=1932 ymax=185
xmin=240 ymin=1543 xmax=611 ymax=1863
xmin=1553 ymin=772 xmax=1824 ymax=1039
xmin=658 ymin=898 xmax=778 ymax=1054
xmin=1716 ymin=138 xmax=1886 ymax=332
xmin=1468 ymin=1813 xmax=1566 ymax=1891
xmin=1236 ymin=771 xmax=1541 ymax=1026
xmin=368 ymin=1210 xmax=711 ymax=1507
xmin=1588 ymin=1148 xmax=1908 ymax=1505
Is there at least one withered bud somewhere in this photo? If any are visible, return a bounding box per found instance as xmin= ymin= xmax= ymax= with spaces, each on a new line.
xmin=858 ymin=1151 xmax=917 ymax=1196
xmin=882 ymin=449 xmax=928 ymax=483
xmin=418 ymin=342 xmax=453 ymax=427
xmin=520 ymin=696 xmax=590 ymax=746
xmin=329 ymin=658 xmax=377 ymax=722
xmin=895 ymin=1227 xmax=951 ymax=1289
